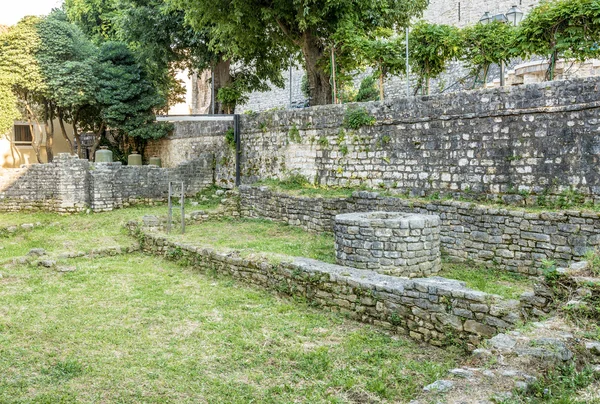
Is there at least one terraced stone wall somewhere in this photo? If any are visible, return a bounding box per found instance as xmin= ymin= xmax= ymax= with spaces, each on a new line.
xmin=238 ymin=78 xmax=600 ymax=203
xmin=133 ymin=223 xmax=524 ymax=348
xmin=239 ymin=186 xmax=600 ymax=274
xmin=158 ymin=78 xmax=600 ymax=203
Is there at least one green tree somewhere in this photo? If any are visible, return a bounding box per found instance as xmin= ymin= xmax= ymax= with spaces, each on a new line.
xmin=351 ymin=35 xmax=405 ymax=101
xmin=63 ymin=0 xmax=119 ymax=42
xmin=115 ymin=0 xmax=212 ymax=111
xmin=515 ymin=0 xmax=600 ymax=80
xmin=409 ymin=22 xmax=461 ymax=95
xmin=36 ymin=10 xmax=98 ymax=159
xmin=0 ymin=84 xmax=19 ymax=137
xmin=92 ymin=41 xmax=171 ymax=156
xmin=356 ymin=75 xmax=380 ymax=102
xmin=170 ymin=0 xmax=427 ymax=106
xmin=0 ymin=17 xmax=47 ymax=162
xmin=461 ymin=21 xmax=516 ymax=88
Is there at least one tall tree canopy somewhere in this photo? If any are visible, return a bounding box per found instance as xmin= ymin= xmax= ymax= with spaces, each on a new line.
xmin=170 ymin=0 xmax=428 ymax=106
xmin=0 ymin=17 xmax=47 ymax=162
xmin=36 ymin=9 xmax=98 ymax=158
xmin=515 ymin=0 xmax=600 ymax=80
xmin=408 ymin=22 xmax=461 ymax=95
xmin=461 ymin=21 xmax=516 ymax=88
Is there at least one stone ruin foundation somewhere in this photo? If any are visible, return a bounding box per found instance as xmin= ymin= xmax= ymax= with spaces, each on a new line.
xmin=334 ymin=211 xmax=441 ymax=277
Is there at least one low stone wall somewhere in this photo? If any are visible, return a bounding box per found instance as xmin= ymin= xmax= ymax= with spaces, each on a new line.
xmin=0 ymin=154 xmax=89 ymax=213
xmin=131 ymin=222 xmax=524 ymax=348
xmin=0 ymin=153 xmax=214 ymax=213
xmin=240 ymin=186 xmax=600 ymax=274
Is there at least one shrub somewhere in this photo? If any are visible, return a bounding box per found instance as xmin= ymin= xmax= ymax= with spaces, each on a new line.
xmin=224 ymin=128 xmax=235 ymax=149
xmin=343 ymin=107 xmax=376 ymax=130
xmin=356 ymin=75 xmax=379 ymax=102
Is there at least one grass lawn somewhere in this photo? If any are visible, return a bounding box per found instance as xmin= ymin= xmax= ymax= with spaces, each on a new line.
xmin=0 ymin=205 xmax=173 ymax=261
xmin=438 ymin=262 xmax=534 ymax=300
xmin=165 ymin=219 xmax=534 ymax=300
xmin=0 ymin=212 xmax=459 ymax=402
xmin=255 ymin=179 xmax=358 ymax=199
xmin=165 ymin=218 xmax=336 ymax=264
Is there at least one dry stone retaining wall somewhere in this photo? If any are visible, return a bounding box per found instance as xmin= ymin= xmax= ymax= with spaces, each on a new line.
xmin=133 ymin=223 xmax=524 ymax=348
xmin=156 ymin=78 xmax=600 ymax=203
xmin=240 ymin=186 xmax=600 ymax=274
xmin=238 ymin=78 xmax=600 ymax=203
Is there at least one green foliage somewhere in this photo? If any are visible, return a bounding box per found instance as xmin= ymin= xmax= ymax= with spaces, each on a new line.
xmin=224 ymin=128 xmax=235 ymax=149
xmin=585 ymin=248 xmax=600 ymax=276
xmin=0 ymin=84 xmax=19 ymax=135
xmin=170 ymin=0 xmax=428 ymax=105
xmin=288 ymin=124 xmax=301 ymax=143
xmin=439 ymin=263 xmax=533 ymax=300
xmin=408 ymin=22 xmax=461 ymax=95
xmin=461 ymin=21 xmax=516 ymax=87
xmin=514 ymin=0 xmax=600 ymax=80
xmin=63 ymin=0 xmax=119 ymax=42
xmin=279 ymin=173 xmax=311 ymax=189
xmin=300 ymin=74 xmax=310 ymax=100
xmin=318 ymin=135 xmax=329 ymax=147
xmin=343 ymin=107 xmax=376 ymax=130
xmin=95 ymin=41 xmax=171 ymax=140
xmin=356 ymin=75 xmax=380 ymax=102
xmin=511 ymin=364 xmax=599 ymax=403
xmin=217 ymin=82 xmax=249 ymax=114
xmin=336 ymin=80 xmax=357 ymax=104
xmin=345 ymin=33 xmax=406 ymax=100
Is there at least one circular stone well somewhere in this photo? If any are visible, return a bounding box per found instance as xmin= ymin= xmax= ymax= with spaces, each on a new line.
xmin=334 ymin=211 xmax=441 ymax=277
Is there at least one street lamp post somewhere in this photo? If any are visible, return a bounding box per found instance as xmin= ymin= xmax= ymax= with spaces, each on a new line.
xmin=480 ymin=5 xmax=524 ymax=87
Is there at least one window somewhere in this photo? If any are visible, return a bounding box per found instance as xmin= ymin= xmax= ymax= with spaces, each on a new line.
xmin=13 ymin=124 xmax=33 ymax=145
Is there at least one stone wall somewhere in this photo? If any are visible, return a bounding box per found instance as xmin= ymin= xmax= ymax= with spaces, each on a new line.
xmin=144 ymin=120 xmax=236 ymax=188
xmin=0 ymin=154 xmax=89 ymax=213
xmin=239 ymin=186 xmax=600 ymax=274
xmin=133 ymin=223 xmax=524 ymax=348
xmin=0 ymin=153 xmax=214 ymax=213
xmin=237 ymin=78 xmax=600 ymax=203
xmin=423 ymin=0 xmax=540 ymax=28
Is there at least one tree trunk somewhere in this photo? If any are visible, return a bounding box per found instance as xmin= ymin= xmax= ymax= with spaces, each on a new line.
xmin=301 ymin=31 xmax=332 ymax=106
xmin=24 ymin=102 xmax=42 ymax=164
xmin=57 ymin=109 xmax=75 ymax=155
xmin=212 ymin=59 xmax=232 ymax=114
xmin=46 ymin=118 xmax=54 ymax=163
xmin=89 ymin=123 xmax=105 ymax=162
xmin=192 ymin=69 xmax=212 ymax=114
xmin=379 ymin=72 xmax=385 ymax=101
xmin=44 ymin=103 xmax=53 ymax=162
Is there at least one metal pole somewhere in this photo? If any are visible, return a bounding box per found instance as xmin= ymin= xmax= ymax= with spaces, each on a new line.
xmin=180 ymin=182 xmax=185 ymax=234
xmin=211 ymin=65 xmax=215 ymax=115
xmin=331 ymin=47 xmax=337 ymax=104
xmin=406 ymin=27 xmax=410 ymax=98
xmin=289 ymin=61 xmax=293 ymax=109
xmin=167 ymin=182 xmax=172 ymax=234
xmin=234 ymin=114 xmax=241 ymax=187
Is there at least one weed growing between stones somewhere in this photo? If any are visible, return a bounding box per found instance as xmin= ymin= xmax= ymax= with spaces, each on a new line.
xmin=288 ymin=124 xmax=301 ymax=143
xmin=343 ymin=106 xmax=376 ymax=130
xmin=507 ymin=364 xmax=599 ymax=403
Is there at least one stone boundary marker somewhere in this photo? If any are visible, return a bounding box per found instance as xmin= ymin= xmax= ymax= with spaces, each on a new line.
xmin=334 ymin=211 xmax=441 ymax=277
